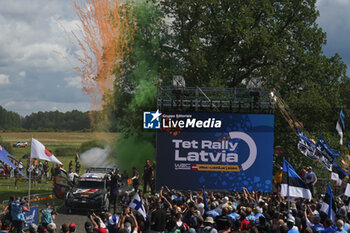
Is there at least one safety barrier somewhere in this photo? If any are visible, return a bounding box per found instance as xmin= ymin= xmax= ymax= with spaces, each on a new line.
xmin=26 ymin=194 xmax=54 ymax=203
xmin=0 ymin=192 xmax=57 ymax=213
xmin=0 ymin=176 xmax=54 ymax=189
xmin=1 ymin=192 xmax=53 ymax=205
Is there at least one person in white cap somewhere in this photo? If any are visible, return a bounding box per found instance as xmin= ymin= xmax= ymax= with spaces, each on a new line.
xmin=47 ymin=222 xmax=57 ymax=233
xmin=203 ymin=217 xmax=218 ymax=233
xmin=286 ymin=217 xmax=299 ymax=233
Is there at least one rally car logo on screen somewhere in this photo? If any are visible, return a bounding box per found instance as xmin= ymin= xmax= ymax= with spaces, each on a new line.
xmin=143 ymin=110 xmax=161 ymax=129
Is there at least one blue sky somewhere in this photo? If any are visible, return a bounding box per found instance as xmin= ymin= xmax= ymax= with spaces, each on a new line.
xmin=0 ymin=0 xmax=347 ymax=116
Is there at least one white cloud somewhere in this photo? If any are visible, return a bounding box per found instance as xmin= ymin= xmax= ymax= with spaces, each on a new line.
xmin=0 ymin=0 xmax=348 ymax=115
xmin=0 ymin=0 xmax=92 ymax=114
xmin=0 ymin=74 xmax=10 ymax=85
xmin=64 ymin=76 xmax=82 ymax=89
xmin=18 ymin=71 xmax=26 ymax=78
xmin=4 ymin=101 xmax=16 ymax=108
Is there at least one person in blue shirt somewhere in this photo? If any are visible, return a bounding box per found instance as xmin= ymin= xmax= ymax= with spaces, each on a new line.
xmin=41 ymin=203 xmax=56 ymax=228
xmin=287 ymin=218 xmax=300 ymax=233
xmin=227 ymin=206 xmax=239 ymax=222
xmin=310 ymin=216 xmax=324 ymax=233
xmin=334 ymin=216 xmax=349 ymax=232
xmin=254 ymin=207 xmax=264 ymax=226
xmin=11 ymin=197 xmax=30 ymax=233
xmin=334 ymin=220 xmax=347 ymax=233
xmin=304 ymin=208 xmax=324 ymax=233
xmin=244 ymin=207 xmax=255 ymax=222
xmin=323 ymin=218 xmax=336 ymax=233
xmin=205 ymin=203 xmax=219 ymax=219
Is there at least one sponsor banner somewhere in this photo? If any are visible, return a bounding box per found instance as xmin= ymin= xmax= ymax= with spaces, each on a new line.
xmin=23 ymin=206 xmax=39 ymax=230
xmin=156 ymin=113 xmax=274 ymax=191
xmin=191 ymin=164 xmax=240 ymax=172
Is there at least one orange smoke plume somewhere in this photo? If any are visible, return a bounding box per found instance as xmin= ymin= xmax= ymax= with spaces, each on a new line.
xmin=72 ymin=0 xmax=134 ymax=125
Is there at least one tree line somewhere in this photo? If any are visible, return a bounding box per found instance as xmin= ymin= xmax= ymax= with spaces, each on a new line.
xmin=0 ymin=106 xmax=92 ymax=131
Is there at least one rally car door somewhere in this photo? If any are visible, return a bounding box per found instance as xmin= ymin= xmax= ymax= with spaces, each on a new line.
xmin=53 ymin=169 xmax=73 ymax=199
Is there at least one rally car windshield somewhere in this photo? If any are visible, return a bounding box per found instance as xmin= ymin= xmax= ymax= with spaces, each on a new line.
xmin=75 ymin=180 xmax=104 ymax=188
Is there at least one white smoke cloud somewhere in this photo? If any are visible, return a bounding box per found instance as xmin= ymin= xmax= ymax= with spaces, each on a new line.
xmin=80 ymin=146 xmax=114 ymax=168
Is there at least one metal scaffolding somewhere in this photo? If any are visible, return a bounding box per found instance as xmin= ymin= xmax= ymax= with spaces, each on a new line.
xmin=157 ymin=86 xmax=275 ymax=113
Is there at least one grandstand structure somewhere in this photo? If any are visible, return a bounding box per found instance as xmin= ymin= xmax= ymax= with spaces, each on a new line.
xmin=157 ymin=86 xmax=275 ymax=113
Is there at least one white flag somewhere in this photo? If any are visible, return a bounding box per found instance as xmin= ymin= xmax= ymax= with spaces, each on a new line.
xmin=129 ymin=193 xmax=146 ymax=219
xmin=331 ymin=172 xmax=339 ymax=181
xmin=345 ymin=183 xmax=350 ymax=197
xmin=30 ymin=138 xmax=62 ymax=164
xmin=330 ymin=172 xmax=342 ymax=186
xmin=336 ymin=179 xmax=342 ymax=186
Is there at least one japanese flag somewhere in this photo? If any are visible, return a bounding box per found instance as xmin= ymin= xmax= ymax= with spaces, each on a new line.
xmin=30 ymin=138 xmax=62 ymax=164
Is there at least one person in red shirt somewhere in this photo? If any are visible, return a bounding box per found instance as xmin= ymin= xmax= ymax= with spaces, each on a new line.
xmin=240 ymin=212 xmax=249 ymax=231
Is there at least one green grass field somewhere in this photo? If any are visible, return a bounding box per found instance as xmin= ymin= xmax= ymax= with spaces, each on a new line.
xmin=0 ymin=132 xmax=118 ymax=204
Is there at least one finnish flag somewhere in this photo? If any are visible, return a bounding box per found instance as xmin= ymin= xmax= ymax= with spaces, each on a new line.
xmin=336 ymin=109 xmax=345 ymax=145
xmin=129 ymin=193 xmax=147 ymax=219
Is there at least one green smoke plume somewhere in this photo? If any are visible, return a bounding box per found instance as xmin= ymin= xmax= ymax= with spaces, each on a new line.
xmin=109 ymin=1 xmax=175 ymax=175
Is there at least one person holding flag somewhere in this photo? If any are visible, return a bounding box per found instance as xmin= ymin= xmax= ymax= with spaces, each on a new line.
xmin=129 ymin=192 xmax=147 ymax=220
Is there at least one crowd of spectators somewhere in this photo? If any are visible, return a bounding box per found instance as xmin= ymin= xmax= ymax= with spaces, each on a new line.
xmin=1 ymin=161 xmax=348 ymax=233
xmin=0 ymin=160 xmax=24 ymax=178
xmin=0 ymin=157 xmax=81 ymax=185
xmin=3 ymin=183 xmax=350 ymax=233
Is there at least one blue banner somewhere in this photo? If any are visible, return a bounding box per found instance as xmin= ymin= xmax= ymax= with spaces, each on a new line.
xmin=23 ymin=206 xmax=39 ymax=230
xmin=156 ymin=113 xmax=274 ymax=192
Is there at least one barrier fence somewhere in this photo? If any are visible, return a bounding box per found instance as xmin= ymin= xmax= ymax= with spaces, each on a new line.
xmin=0 ymin=192 xmax=58 ymax=215
xmin=0 ymin=176 xmax=54 ymax=189
xmin=1 ymin=192 xmax=53 ymax=207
